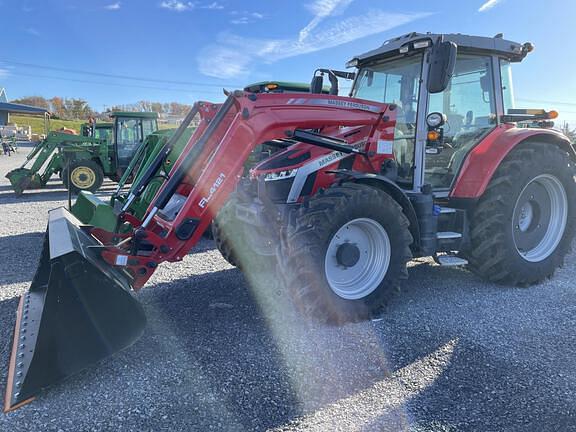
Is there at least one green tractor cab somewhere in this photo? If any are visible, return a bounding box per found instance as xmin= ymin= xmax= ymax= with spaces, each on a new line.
xmin=6 ymin=112 xmax=158 ymax=195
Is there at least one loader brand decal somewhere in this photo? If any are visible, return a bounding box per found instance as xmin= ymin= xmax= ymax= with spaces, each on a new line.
xmin=286 ymin=98 xmax=381 ymax=113
xmin=286 ymin=138 xmax=367 ymax=203
xmin=199 ymin=173 xmax=226 ymax=208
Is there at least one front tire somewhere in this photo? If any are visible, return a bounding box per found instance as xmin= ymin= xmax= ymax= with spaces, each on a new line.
xmin=278 ymin=183 xmax=413 ymax=324
xmin=467 ymin=142 xmax=576 ymax=285
xmin=62 ymin=159 xmax=104 ymax=194
xmin=212 ymin=194 xmax=244 ymax=267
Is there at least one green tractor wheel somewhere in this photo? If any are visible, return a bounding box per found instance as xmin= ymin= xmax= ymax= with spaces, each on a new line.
xmin=62 ymin=160 xmax=104 ymax=194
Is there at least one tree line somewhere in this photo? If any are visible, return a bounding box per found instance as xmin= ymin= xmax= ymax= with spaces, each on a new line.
xmin=10 ymin=96 xmax=192 ymax=120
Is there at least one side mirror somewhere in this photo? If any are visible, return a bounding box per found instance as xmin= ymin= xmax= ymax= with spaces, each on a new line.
xmin=427 ymin=41 xmax=457 ymax=94
xmin=310 ymin=75 xmax=324 ymax=94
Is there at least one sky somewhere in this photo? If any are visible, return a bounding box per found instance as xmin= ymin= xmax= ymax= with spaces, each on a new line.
xmin=1 ymin=0 xmax=576 ymax=126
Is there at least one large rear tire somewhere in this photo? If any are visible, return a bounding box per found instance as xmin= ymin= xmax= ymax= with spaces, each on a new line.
xmin=278 ymin=183 xmax=413 ymax=324
xmin=62 ymin=159 xmax=104 ymax=194
xmin=466 ymin=142 xmax=576 ymax=285
xmin=212 ymin=194 xmax=244 ymax=267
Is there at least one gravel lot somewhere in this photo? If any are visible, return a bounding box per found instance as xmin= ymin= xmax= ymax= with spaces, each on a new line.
xmin=1 ymin=144 xmax=576 ymax=431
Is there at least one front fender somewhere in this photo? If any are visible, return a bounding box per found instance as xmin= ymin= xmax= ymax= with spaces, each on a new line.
xmin=450 ymin=125 xmax=574 ymax=199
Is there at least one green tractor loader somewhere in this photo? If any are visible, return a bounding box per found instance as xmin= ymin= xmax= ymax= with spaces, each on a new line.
xmin=6 ymin=111 xmax=158 ymax=195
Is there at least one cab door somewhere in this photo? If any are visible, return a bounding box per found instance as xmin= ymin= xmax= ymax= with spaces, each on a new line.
xmin=424 ymin=54 xmax=498 ymax=190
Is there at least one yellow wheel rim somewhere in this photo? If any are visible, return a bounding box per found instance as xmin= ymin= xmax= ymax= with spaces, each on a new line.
xmin=70 ymin=166 xmax=96 ymax=189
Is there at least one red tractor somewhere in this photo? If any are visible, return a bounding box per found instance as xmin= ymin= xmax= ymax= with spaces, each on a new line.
xmin=5 ymin=32 xmax=576 ymax=411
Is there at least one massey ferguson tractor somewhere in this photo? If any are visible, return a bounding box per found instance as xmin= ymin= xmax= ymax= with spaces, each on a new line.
xmin=5 ymin=32 xmax=576 ymax=411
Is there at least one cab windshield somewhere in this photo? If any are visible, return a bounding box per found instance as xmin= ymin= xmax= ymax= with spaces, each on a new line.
xmin=352 ymin=54 xmax=423 ymax=112
xmin=352 ymin=54 xmax=423 ymax=185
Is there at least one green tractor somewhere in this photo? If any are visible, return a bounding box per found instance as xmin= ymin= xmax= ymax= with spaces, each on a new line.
xmin=6 ymin=111 xmax=158 ymax=195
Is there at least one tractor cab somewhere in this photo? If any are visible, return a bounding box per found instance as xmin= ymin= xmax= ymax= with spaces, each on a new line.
xmin=343 ymin=32 xmax=538 ymax=193
xmin=109 ymin=111 xmax=158 ymax=173
xmin=80 ymin=122 xmax=113 ymax=141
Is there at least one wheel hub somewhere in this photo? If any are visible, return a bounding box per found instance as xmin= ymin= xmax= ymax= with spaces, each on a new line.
xmin=512 ymin=174 xmax=568 ymax=262
xmin=324 ymin=218 xmax=391 ymax=300
xmin=71 ymin=166 xmax=96 ymax=189
xmin=335 ymin=242 xmax=360 ymax=268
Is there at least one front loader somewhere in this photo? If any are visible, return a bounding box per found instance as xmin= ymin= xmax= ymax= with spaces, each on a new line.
xmin=5 ymin=111 xmax=158 ymax=195
xmin=5 ymin=32 xmax=576 ymax=411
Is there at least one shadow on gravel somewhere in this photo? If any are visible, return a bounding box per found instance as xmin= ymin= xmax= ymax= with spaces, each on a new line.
xmin=0 ymin=232 xmax=44 ymax=284
xmin=1 ymin=255 xmax=573 ymax=431
xmin=0 ymin=190 xmax=69 ymax=203
xmin=137 ymin=268 xmax=303 ymax=431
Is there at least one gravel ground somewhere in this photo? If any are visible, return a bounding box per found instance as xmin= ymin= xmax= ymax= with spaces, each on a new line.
xmin=0 ymin=144 xmax=576 ymax=431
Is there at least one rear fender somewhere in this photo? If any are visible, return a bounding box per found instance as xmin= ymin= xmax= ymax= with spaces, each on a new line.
xmin=451 ymin=125 xmax=575 ymax=199
xmin=328 ymin=170 xmax=421 ymax=252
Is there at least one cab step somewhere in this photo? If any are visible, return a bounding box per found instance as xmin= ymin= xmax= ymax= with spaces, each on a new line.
xmin=436 ymin=231 xmax=462 ymax=240
xmin=436 ymin=255 xmax=469 ymax=266
xmin=438 ymin=207 xmax=457 ymax=214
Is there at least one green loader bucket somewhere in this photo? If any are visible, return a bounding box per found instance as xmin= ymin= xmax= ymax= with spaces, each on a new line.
xmin=4 ymin=207 xmax=146 ymax=412
xmin=72 ymin=191 xmax=120 ymax=232
xmin=5 ymin=168 xmax=40 ymax=196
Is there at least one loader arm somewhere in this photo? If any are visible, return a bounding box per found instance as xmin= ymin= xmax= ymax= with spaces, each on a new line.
xmin=94 ymin=91 xmax=394 ymax=289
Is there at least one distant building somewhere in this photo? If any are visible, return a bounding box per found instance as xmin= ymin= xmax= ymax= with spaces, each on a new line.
xmin=0 ymin=88 xmax=49 ymax=126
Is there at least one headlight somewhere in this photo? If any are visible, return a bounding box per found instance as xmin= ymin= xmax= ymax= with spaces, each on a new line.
xmin=264 ymin=169 xmax=298 ymax=181
xmin=426 ymin=112 xmax=446 ymax=128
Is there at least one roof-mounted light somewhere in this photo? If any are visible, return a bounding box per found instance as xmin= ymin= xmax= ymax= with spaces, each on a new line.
xmin=523 ymin=42 xmax=535 ymax=53
xmin=413 ymin=40 xmax=431 ymax=49
xmin=399 ymin=44 xmax=410 ymax=54
xmin=345 ymin=58 xmax=359 ymax=68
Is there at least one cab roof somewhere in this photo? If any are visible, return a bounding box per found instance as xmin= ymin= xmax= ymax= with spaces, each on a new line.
xmin=109 ymin=111 xmax=158 ymax=119
xmin=351 ymin=32 xmax=529 ymax=65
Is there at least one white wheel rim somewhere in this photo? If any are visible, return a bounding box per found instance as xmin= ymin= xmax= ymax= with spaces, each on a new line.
xmin=512 ymin=174 xmax=568 ymax=263
xmin=324 ymin=218 xmax=391 ymax=300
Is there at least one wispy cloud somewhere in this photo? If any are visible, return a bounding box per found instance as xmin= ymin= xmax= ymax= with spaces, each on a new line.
xmin=24 ymin=27 xmax=40 ymax=37
xmin=0 ymin=68 xmax=10 ymax=79
xmin=201 ymin=1 xmax=224 ymax=9
xmin=478 ymin=0 xmax=502 ymax=12
xmin=160 ymin=0 xmax=195 ymax=12
xmin=105 ymin=2 xmax=121 ymax=10
xmin=299 ymin=0 xmax=353 ymax=42
xmin=199 ymin=7 xmax=430 ymax=79
xmin=229 ymin=11 xmax=265 ymax=25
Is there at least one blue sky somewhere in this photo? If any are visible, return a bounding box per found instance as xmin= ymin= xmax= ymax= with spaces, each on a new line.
xmin=1 ymin=0 xmax=576 ymax=126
